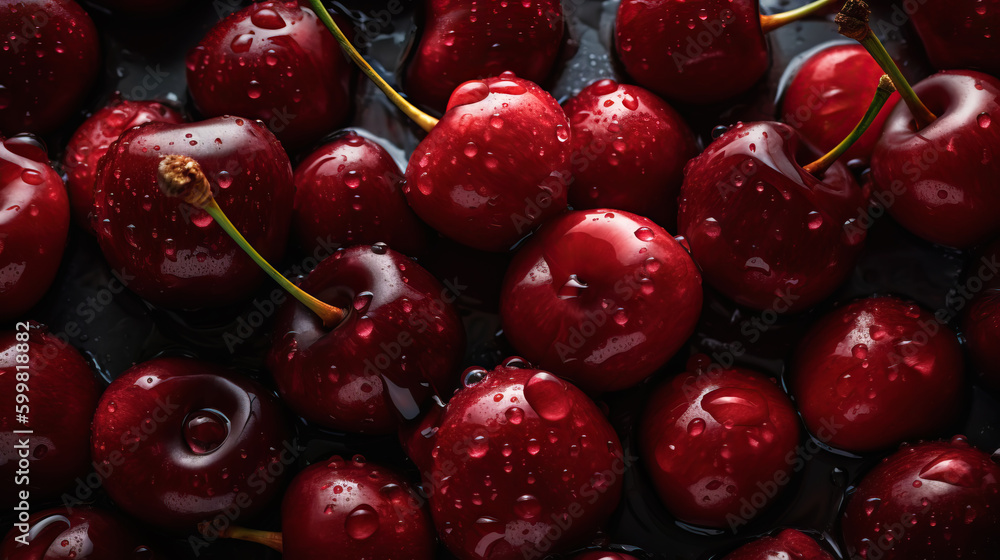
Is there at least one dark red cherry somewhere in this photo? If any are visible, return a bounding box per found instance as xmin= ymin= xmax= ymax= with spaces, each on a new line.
xmin=841 ymin=436 xmax=1000 ymax=559
xmin=678 ymin=121 xmax=868 ymax=312
xmin=186 ymin=1 xmax=352 ymax=150
xmin=870 ymin=70 xmax=1000 ymax=248
xmin=0 ymin=135 xmax=69 ymax=322
xmin=909 ymin=0 xmax=1000 ymax=76
xmin=0 ymin=507 xmax=158 ymax=559
xmin=404 ymin=0 xmax=565 ymax=113
xmin=63 ymin=96 xmax=185 ymax=229
xmin=87 ymin=0 xmax=189 ymax=17
xmin=404 ymin=360 xmax=624 ymax=560
xmin=563 ymin=79 xmax=697 ymax=230
xmin=92 ymin=116 xmax=294 ymax=309
xmin=500 ymin=209 xmax=702 ymax=393
xmin=721 ymin=529 xmax=833 ymax=560
xmin=791 ymin=296 xmax=964 ymax=453
xmin=266 ymin=244 xmax=464 ymax=434
xmin=0 ymin=0 xmax=100 ymax=136
xmin=0 ymin=325 xmax=99 ymax=508
xmin=640 ymin=363 xmax=801 ymax=529
xmin=293 ymin=131 xmax=428 ymax=257
xmin=571 ymin=552 xmax=640 ymax=560
xmin=90 ymin=357 xmax=291 ymax=531
xmin=403 ymin=72 xmax=572 ymax=252
xmin=964 ymin=240 xmax=1000 ymax=391
xmin=781 ymin=43 xmax=900 ymax=165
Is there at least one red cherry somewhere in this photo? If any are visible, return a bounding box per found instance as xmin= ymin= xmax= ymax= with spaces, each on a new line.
xmin=678 ymin=121 xmax=868 ymax=312
xmin=909 ymin=0 xmax=1000 ymax=76
xmin=964 ymin=241 xmax=1000 ymax=392
xmin=293 ymin=131 xmax=428 ymax=257
xmin=563 ymin=80 xmax=697 ymax=230
xmin=0 ymin=507 xmax=159 ymax=559
xmin=791 ymin=296 xmax=964 ymax=453
xmin=500 ymin=209 xmax=702 ymax=393
xmin=266 ymin=244 xmax=464 ymax=434
xmin=63 ymin=96 xmax=185 ymax=229
xmin=87 ymin=0 xmax=189 ymax=16
xmin=841 ymin=436 xmax=1000 ymax=559
xmin=404 ymin=359 xmax=624 ymax=560
xmin=186 ymin=1 xmax=352 ymax=150
xmin=640 ymin=364 xmax=801 ymax=528
xmin=0 ymin=325 xmax=99 ymax=507
xmin=90 ymin=357 xmax=292 ymax=531
xmin=0 ymin=0 xmax=100 ymax=136
xmin=404 ymin=0 xmax=565 ymax=113
xmin=92 ymin=116 xmax=294 ymax=309
xmin=570 ymin=552 xmax=641 ymax=560
xmin=721 ymin=529 xmax=833 ymax=560
xmin=0 ymin=135 xmax=69 ymax=322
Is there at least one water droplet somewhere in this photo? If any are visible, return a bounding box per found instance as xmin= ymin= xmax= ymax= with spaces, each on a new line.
xmin=524 ymin=372 xmax=570 ymax=421
xmin=701 ymin=387 xmax=769 ymax=426
xmin=514 ymin=495 xmax=541 ymax=520
xmin=468 ymin=435 xmax=489 ymax=458
xmin=344 ymin=505 xmax=379 ymax=540
xmin=250 ymin=7 xmax=286 ymax=29
xmin=505 ymin=407 xmax=524 ymax=424
xmin=807 ymin=211 xmax=824 ymax=230
xmin=978 ymin=112 xmax=992 ymax=128
xmin=20 ymin=169 xmax=43 ymax=185
xmin=183 ymin=409 xmax=230 ymax=454
xmin=688 ymin=418 xmax=706 ymax=436
xmin=634 ymin=227 xmax=655 ymax=241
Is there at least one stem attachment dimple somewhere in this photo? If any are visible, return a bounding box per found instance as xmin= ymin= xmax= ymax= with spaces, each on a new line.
xmin=759 ymin=0 xmax=841 ymax=34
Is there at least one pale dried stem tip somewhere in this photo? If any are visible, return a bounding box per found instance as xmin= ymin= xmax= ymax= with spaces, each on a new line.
xmin=157 ymin=154 xmax=212 ymax=208
xmin=835 ymin=0 xmax=871 ymax=41
xmin=878 ymin=74 xmax=896 ymax=93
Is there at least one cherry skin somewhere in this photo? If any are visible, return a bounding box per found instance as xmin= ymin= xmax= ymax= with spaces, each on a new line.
xmin=640 ymin=362 xmax=801 ymax=528
xmin=403 ymin=358 xmax=625 ymax=560
xmin=571 ymin=552 xmax=640 ymax=560
xmin=278 ymin=455 xmax=435 ymax=559
xmin=0 ymin=135 xmax=70 ymax=322
xmin=870 ymin=70 xmax=1000 ymax=248
xmin=500 ymin=209 xmax=702 ymax=394
xmin=404 ymin=0 xmax=565 ymax=114
xmin=403 ymin=72 xmax=572 ymax=252
xmin=0 ymin=507 xmax=158 ymax=559
xmin=781 ymin=43 xmax=900 ymax=166
xmin=87 ymin=0 xmax=190 ymax=17
xmin=678 ymin=121 xmax=868 ymax=312
xmin=0 ymin=325 xmax=100 ymax=508
xmin=791 ymin=296 xmax=965 ymax=453
xmin=0 ymin=0 xmax=100 ymax=136
xmin=909 ymin=0 xmax=1000 ymax=76
xmin=266 ymin=244 xmax=464 ymax=435
xmin=963 ymin=240 xmax=1000 ymax=392
xmin=92 ymin=116 xmax=294 ymax=310
xmin=90 ymin=356 xmax=292 ymax=531
xmin=186 ymin=1 xmax=352 ymax=150
xmin=63 ymin=96 xmax=185 ymax=229
xmin=293 ymin=131 xmax=428 ymax=257
xmin=563 ymin=79 xmax=697 ymax=230
xmin=841 ymin=436 xmax=1000 ymax=559
xmin=721 ymin=529 xmax=833 ymax=560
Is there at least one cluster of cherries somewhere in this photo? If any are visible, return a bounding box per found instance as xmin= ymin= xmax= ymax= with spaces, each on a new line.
xmin=2 ymin=0 xmax=999 ymax=559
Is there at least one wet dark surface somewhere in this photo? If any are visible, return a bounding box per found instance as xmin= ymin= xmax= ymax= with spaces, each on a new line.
xmin=5 ymin=0 xmax=1000 ymax=558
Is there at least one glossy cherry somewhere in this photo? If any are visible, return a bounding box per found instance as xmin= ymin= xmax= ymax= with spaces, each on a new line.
xmin=640 ymin=361 xmax=801 ymax=529
xmin=1 ymin=325 xmax=99 ymax=508
xmin=0 ymin=507 xmax=158 ymax=559
xmin=791 ymin=296 xmax=964 ymax=453
xmin=0 ymin=0 xmax=100 ymax=136
xmin=721 ymin=529 xmax=833 ymax=560
xmin=92 ymin=116 xmax=294 ymax=309
xmin=63 ymin=96 xmax=185 ymax=228
xmin=0 ymin=135 xmax=70 ymax=322
xmin=500 ymin=209 xmax=702 ymax=394
xmin=267 ymin=244 xmax=464 ymax=434
xmin=563 ymin=79 xmax=697 ymax=229
xmin=91 ymin=357 xmax=291 ymax=531
xmin=909 ymin=0 xmax=1000 ymax=76
xmin=186 ymin=1 xmax=352 ymax=150
xmin=963 ymin=240 xmax=1000 ymax=392
xmin=841 ymin=436 xmax=1000 ymax=559
xmin=403 ymin=359 xmax=625 ymax=560
xmin=678 ymin=121 xmax=868 ymax=312
xmin=404 ymin=0 xmax=565 ymax=113
xmin=293 ymin=130 xmax=428 ymax=257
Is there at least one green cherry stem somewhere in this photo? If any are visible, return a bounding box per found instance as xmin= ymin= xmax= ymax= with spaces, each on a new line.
xmin=760 ymin=0 xmax=841 ymax=34
xmin=199 ymin=523 xmax=283 ymax=553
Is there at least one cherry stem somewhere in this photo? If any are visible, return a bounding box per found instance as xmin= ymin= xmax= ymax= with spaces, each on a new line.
xmin=199 ymin=523 xmax=283 ymax=553
xmin=307 ymin=0 xmax=438 ymax=132
xmin=803 ymin=74 xmax=896 ymax=176
xmin=836 ymin=0 xmax=936 ymax=129
xmin=759 ymin=0 xmax=840 ymax=34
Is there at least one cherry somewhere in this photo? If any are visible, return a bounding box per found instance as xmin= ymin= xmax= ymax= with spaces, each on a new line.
xmin=186 ymin=1 xmax=352 ymax=150
xmin=92 ymin=116 xmax=294 ymax=310
xmin=721 ymin=529 xmax=833 ymax=560
xmin=841 ymin=436 xmax=1000 ymax=559
xmin=499 ymin=209 xmax=702 ymax=394
xmin=403 ymin=358 xmax=625 ymax=560
xmin=780 ymin=43 xmax=900 ymax=165
xmin=90 ymin=356 xmax=292 ymax=531
xmin=1 ymin=324 xmax=100 ymax=508
xmin=0 ymin=507 xmax=158 ymax=559
xmin=909 ymin=0 xmax=1000 ymax=77
xmin=963 ymin=240 xmax=1000 ymax=392
xmin=0 ymin=0 xmax=100 ymax=136
xmin=0 ymin=135 xmax=70 ymax=322
xmin=292 ymin=130 xmax=428 ymax=257
xmin=570 ymin=552 xmax=640 ymax=560
xmin=87 ymin=0 xmax=189 ymax=17
xmin=640 ymin=361 xmax=801 ymax=528
xmin=63 ymin=96 xmax=185 ymax=229
xmin=562 ymin=79 xmax=697 ymax=230
xmin=791 ymin=296 xmax=965 ymax=453
xmin=404 ymin=0 xmax=565 ymax=114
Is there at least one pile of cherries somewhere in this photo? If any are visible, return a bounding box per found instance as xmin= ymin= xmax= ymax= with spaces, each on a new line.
xmin=2 ymin=0 xmax=999 ymax=559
